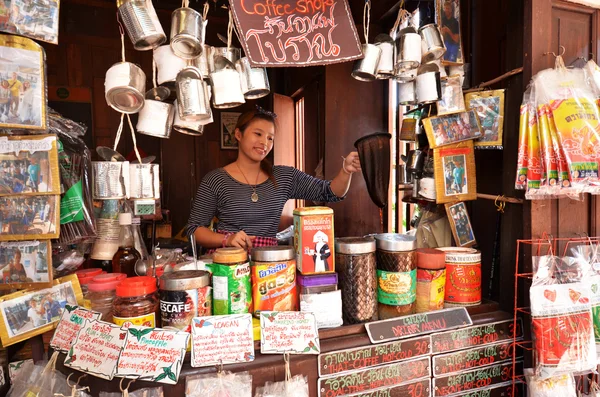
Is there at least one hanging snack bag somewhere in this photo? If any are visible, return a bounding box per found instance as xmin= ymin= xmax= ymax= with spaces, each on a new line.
xmin=516 ymin=88 xmax=530 ymax=190
xmin=186 ymin=371 xmax=252 ymax=397
xmin=536 ymin=104 xmax=559 ymax=193
xmin=526 ymin=88 xmax=544 ymax=198
xmin=525 ymin=368 xmax=577 ymax=397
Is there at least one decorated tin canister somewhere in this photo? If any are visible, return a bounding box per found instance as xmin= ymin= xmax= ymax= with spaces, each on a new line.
xmin=250 ymin=246 xmax=297 ymax=317
xmin=293 ymin=206 xmax=335 ymax=275
xmin=208 ymin=248 xmax=251 ymax=314
xmin=415 ymin=248 xmax=446 ymax=313
xmin=159 ymin=270 xmax=212 ymax=332
xmin=438 ymin=247 xmax=481 ymax=306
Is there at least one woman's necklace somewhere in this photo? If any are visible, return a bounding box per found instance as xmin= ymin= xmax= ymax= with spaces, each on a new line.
xmin=235 ymin=162 xmax=260 ymax=202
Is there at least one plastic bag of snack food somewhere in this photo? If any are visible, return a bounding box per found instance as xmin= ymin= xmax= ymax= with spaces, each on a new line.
xmin=255 ymin=375 xmax=309 ymax=397
xmin=100 ymin=387 xmax=163 ymax=397
xmin=516 ymin=87 xmax=530 ymax=190
xmin=186 ymin=371 xmax=252 ymax=397
xmin=525 ymin=368 xmax=576 ymax=397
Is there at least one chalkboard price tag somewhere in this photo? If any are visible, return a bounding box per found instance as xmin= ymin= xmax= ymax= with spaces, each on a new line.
xmin=445 ymin=381 xmax=524 ymax=397
xmin=431 ymin=319 xmax=523 ymax=354
xmin=318 ymin=356 xmax=431 ymax=397
xmin=366 ymin=308 xmax=472 ymax=344
xmin=433 ymin=360 xmax=523 ymax=397
xmin=433 ymin=340 xmax=520 ymax=376
xmin=346 ymin=377 xmax=431 ymax=397
xmin=318 ymin=335 xmax=431 ymax=377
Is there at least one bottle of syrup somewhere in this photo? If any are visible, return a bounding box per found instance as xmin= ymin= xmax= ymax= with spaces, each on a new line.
xmin=112 ymin=213 xmax=140 ymax=277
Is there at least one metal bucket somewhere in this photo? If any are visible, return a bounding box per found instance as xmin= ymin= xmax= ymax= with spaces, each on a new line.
xmin=210 ymin=56 xmax=245 ymax=109
xmin=375 ymin=34 xmax=395 ymax=79
xmin=192 ymin=45 xmax=211 ymax=79
xmin=173 ymin=100 xmax=208 ymax=136
xmin=416 ymin=64 xmax=441 ymax=104
xmin=395 ymin=28 xmax=421 ymax=71
xmin=93 ymin=161 xmax=130 ymax=200
xmin=154 ymin=45 xmax=187 ymax=85
xmin=352 ymin=43 xmax=382 ymax=82
xmin=137 ymin=98 xmax=174 ymax=139
xmin=208 ymin=47 xmax=242 ymax=72
xmin=398 ymin=81 xmax=417 ymax=106
xmin=170 ymin=7 xmax=205 ymax=59
xmin=129 ymin=163 xmax=160 ymax=199
xmin=176 ymin=67 xmax=212 ymax=121
xmin=419 ymin=24 xmax=446 ymax=63
xmin=117 ymin=0 xmax=166 ymax=50
xmin=105 ymin=62 xmax=146 ymax=114
xmin=236 ymin=57 xmax=270 ymax=99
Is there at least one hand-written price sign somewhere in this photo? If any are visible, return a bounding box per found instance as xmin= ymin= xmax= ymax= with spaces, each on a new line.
xmin=116 ymin=327 xmax=189 ymax=384
xmin=451 ymin=381 xmax=524 ymax=397
xmin=50 ymin=305 xmax=101 ymax=353
xmin=8 ymin=359 xmax=32 ymax=383
xmin=64 ymin=319 xmax=127 ymax=380
xmin=318 ymin=335 xmax=431 ymax=377
xmin=433 ymin=360 xmax=523 ymax=397
xmin=431 ymin=319 xmax=523 ymax=354
xmin=433 ymin=340 xmax=519 ymax=376
xmin=346 ymin=378 xmax=431 ymax=397
xmin=317 ymin=356 xmax=431 ymax=397
xmin=191 ymin=314 xmax=255 ymax=367
xmin=261 ymin=311 xmax=320 ymax=354
xmin=366 ymin=307 xmax=472 ymax=344
xmin=229 ymin=0 xmax=363 ymax=67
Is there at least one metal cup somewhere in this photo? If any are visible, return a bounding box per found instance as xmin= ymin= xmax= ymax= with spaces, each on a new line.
xmin=375 ymin=34 xmax=395 ymax=79
xmin=93 ymin=161 xmax=130 ymax=199
xmin=416 ymin=64 xmax=442 ymax=104
xmin=117 ymin=0 xmax=166 ymax=50
xmin=210 ymin=56 xmax=245 ymax=109
xmin=395 ymin=28 xmax=421 ymax=72
xmin=352 ymin=44 xmax=382 ymax=82
xmin=398 ymin=81 xmax=417 ymax=106
xmin=192 ymin=45 xmax=211 ymax=79
xmin=129 ymin=163 xmax=160 ymax=199
xmin=394 ymin=67 xmax=417 ymax=83
xmin=236 ymin=57 xmax=270 ymax=99
xmin=170 ymin=7 xmax=205 ymax=59
xmin=208 ymin=47 xmax=242 ymax=72
xmin=419 ymin=24 xmax=446 ymax=63
xmin=173 ymin=100 xmax=209 ymax=136
xmin=154 ymin=45 xmax=188 ymax=85
xmin=105 ymin=62 xmax=146 ymax=114
xmin=176 ymin=67 xmax=212 ymax=121
xmin=137 ymin=97 xmax=174 ymax=139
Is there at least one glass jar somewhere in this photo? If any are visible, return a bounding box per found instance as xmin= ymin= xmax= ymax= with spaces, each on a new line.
xmin=297 ymin=273 xmax=338 ymax=295
xmin=75 ymin=268 xmax=105 ymax=309
xmin=374 ymin=234 xmax=417 ymax=319
xmin=113 ymin=276 xmax=159 ymax=327
xmin=335 ymin=237 xmax=377 ymax=324
xmin=88 ymin=273 xmax=126 ymax=322
xmin=209 ymin=248 xmax=251 ymax=315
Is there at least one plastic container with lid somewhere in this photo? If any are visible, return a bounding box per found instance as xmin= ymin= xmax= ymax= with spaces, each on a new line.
xmin=250 ymin=246 xmax=297 ymax=316
xmin=208 ymin=248 xmax=251 ymax=315
xmin=113 ymin=276 xmax=159 ymax=327
xmin=89 ymin=273 xmax=127 ymax=322
xmin=76 ymin=268 xmax=105 ymax=308
xmin=335 ymin=237 xmax=378 ymax=324
xmin=297 ymin=273 xmax=338 ymax=295
xmin=159 ymin=270 xmax=212 ymax=332
xmin=374 ymin=233 xmax=417 ymax=319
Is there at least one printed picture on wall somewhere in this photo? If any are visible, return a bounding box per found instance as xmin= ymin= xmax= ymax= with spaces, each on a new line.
xmin=443 ymin=154 xmax=467 ymax=196
xmin=433 ymin=140 xmax=477 ymax=204
xmin=465 ymin=89 xmax=505 ymax=149
xmin=0 ymin=240 xmax=51 ymax=289
xmin=0 ymin=0 xmax=60 ymax=44
xmin=221 ymin=112 xmax=242 ymax=150
xmin=436 ymin=0 xmax=464 ymax=65
xmin=446 ymin=202 xmax=476 ymax=247
xmin=0 ymin=195 xmax=58 ymax=241
xmin=423 ymin=109 xmax=482 ymax=148
xmin=437 ymin=76 xmax=465 ymax=115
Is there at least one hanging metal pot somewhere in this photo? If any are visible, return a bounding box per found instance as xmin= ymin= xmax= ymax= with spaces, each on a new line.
xmin=236 ymin=57 xmax=270 ymax=99
xmin=398 ymin=81 xmax=417 ymax=106
xmin=176 ymin=67 xmax=212 ymax=121
xmin=129 ymin=163 xmax=160 ymax=199
xmin=192 ymin=44 xmax=211 ymax=79
xmin=137 ymin=88 xmax=174 ymax=139
xmin=170 ymin=7 xmax=205 ymax=59
xmin=416 ymin=63 xmax=442 ymax=104
xmin=173 ymin=100 xmax=209 ymax=136
xmin=117 ymin=0 xmax=166 ymax=50
xmin=105 ymin=62 xmax=146 ymax=114
xmin=352 ymin=44 xmax=382 ymax=82
xmin=395 ymin=27 xmax=421 ymax=72
xmin=374 ymin=34 xmax=395 ymax=79
xmin=210 ymin=56 xmax=245 ymax=109
xmin=154 ymin=45 xmax=188 ymax=85
xmin=419 ymin=24 xmax=446 ymax=63
xmin=208 ymin=47 xmax=242 ymax=72
xmin=93 ymin=161 xmax=130 ymax=199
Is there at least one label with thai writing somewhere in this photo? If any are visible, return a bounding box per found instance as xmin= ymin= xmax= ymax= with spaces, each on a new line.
xmin=446 ymin=381 xmax=523 ymax=397
xmin=8 ymin=359 xmax=32 ymax=384
xmin=433 ymin=340 xmax=518 ymax=376
xmin=116 ymin=326 xmax=189 ymax=384
xmin=50 ymin=305 xmax=101 ymax=353
xmin=433 ymin=360 xmax=523 ymax=396
xmin=377 ymin=269 xmax=417 ymax=306
xmin=431 ymin=319 xmax=523 ymax=354
xmin=347 ymin=377 xmax=431 ymax=397
xmin=318 ymin=335 xmax=431 ymax=377
xmin=318 ymin=356 xmax=431 ymax=397
xmin=261 ymin=311 xmax=320 ymax=354
xmin=113 ymin=312 xmax=156 ymax=328
xmin=191 ymin=314 xmax=255 ymax=367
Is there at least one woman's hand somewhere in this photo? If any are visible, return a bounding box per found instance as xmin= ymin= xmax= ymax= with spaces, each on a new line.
xmin=226 ymin=231 xmax=256 ymax=250
xmin=343 ymin=152 xmax=362 ymax=174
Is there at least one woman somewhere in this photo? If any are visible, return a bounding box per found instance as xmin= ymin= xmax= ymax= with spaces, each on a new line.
xmin=186 ymin=107 xmax=361 ymax=251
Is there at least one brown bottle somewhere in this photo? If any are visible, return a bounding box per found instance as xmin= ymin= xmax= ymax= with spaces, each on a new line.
xmin=112 ymin=213 xmax=140 ymax=277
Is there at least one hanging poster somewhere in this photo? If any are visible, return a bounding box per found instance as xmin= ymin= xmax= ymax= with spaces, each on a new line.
xmin=260 ymin=311 xmax=320 ymax=354
xmin=49 ymin=305 xmax=101 ymax=353
xmin=229 ymin=0 xmax=363 ymax=67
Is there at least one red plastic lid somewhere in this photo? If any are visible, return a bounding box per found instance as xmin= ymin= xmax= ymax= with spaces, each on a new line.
xmin=116 ymin=276 xmax=157 ymax=297
xmin=76 ymin=268 xmax=105 ymax=285
xmin=88 ymin=273 xmax=126 ymax=292
xmin=93 ymin=273 xmax=127 ymax=283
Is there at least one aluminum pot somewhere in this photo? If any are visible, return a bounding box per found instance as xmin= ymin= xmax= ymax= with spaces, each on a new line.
xmin=117 ymin=0 xmax=166 ymax=50
xmin=375 ymin=34 xmax=395 ymax=79
xmin=208 ymin=47 xmax=242 ymax=72
xmin=352 ymin=43 xmax=381 ymax=82
xmin=137 ymin=97 xmax=174 ymax=139
xmin=170 ymin=7 xmax=205 ymax=59
xmin=236 ymin=57 xmax=270 ymax=99
xmin=395 ymin=28 xmax=421 ymax=71
xmin=416 ymin=63 xmax=441 ymax=104
xmin=176 ymin=67 xmax=211 ymax=121
xmin=173 ymin=99 xmax=210 ymax=136
xmin=398 ymin=81 xmax=417 ymax=106
xmin=419 ymin=24 xmax=446 ymax=63
xmin=210 ymin=56 xmax=245 ymax=109
xmin=105 ymin=62 xmax=146 ymax=114
xmin=154 ymin=45 xmax=187 ymax=85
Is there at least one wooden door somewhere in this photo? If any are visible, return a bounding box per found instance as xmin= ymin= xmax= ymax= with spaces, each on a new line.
xmin=273 ymin=93 xmax=296 ymax=230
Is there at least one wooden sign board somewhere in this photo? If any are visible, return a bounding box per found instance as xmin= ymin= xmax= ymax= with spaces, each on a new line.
xmin=318 ymin=356 xmax=431 ymax=397
xmin=366 ymin=307 xmax=472 ymax=344
xmin=319 ymin=335 xmax=431 ymax=377
xmin=433 ymin=340 xmax=520 ymax=376
xmin=347 ymin=377 xmax=431 ymax=397
xmin=433 ymin=360 xmax=523 ymax=397
xmin=446 ymin=381 xmax=524 ymax=397
xmin=431 ymin=319 xmax=523 ymax=354
xmin=229 ymin=0 xmax=363 ymax=67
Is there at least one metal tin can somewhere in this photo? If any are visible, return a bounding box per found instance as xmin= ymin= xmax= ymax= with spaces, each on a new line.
xmin=209 ymin=248 xmax=251 ymax=314
xmin=159 ymin=270 xmax=212 ymax=332
xmin=250 ymin=246 xmax=297 ymax=317
xmin=439 ymin=247 xmax=481 ymax=307
xmin=293 ymin=206 xmax=335 ymax=275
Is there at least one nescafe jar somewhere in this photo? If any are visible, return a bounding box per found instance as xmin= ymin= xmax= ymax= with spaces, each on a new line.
xmin=374 ymin=234 xmax=417 ymax=319
xmin=113 ymin=276 xmax=159 ymax=327
xmin=335 ymin=237 xmax=377 ymax=324
xmin=159 ymin=270 xmax=212 ymax=332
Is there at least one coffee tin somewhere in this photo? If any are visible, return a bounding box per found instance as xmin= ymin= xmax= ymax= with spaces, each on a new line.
xmin=293 ymin=206 xmax=335 ymax=275
xmin=209 ymin=248 xmax=252 ymax=315
xmin=438 ymin=247 xmax=481 ymax=307
xmin=159 ymin=270 xmax=212 ymax=332
xmin=251 ymin=246 xmax=297 ymax=317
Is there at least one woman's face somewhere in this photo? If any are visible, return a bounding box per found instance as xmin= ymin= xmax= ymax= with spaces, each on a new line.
xmin=236 ymin=118 xmax=275 ymax=162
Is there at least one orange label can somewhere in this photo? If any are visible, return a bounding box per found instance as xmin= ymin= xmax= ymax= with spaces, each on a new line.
xmin=293 ymin=206 xmax=335 ymax=274
xmin=442 ymin=250 xmax=482 ymax=306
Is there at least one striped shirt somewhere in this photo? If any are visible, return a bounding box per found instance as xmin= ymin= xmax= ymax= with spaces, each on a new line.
xmin=186 ymin=166 xmax=343 ymax=239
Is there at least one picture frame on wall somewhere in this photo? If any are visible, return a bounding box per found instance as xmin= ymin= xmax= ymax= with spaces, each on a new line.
xmin=221 ymin=112 xmax=242 ymax=150
xmin=433 ymin=140 xmax=477 ymax=204
xmin=465 ymin=89 xmax=505 ymax=149
xmin=436 ymin=0 xmax=464 ymax=65
xmin=437 ymin=76 xmax=466 ymax=116
xmin=423 ymin=109 xmax=482 ymax=149
xmin=0 ymin=240 xmax=52 ymax=290
xmin=0 ymin=195 xmax=59 ymax=241
xmin=445 ymin=202 xmax=476 ymax=247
